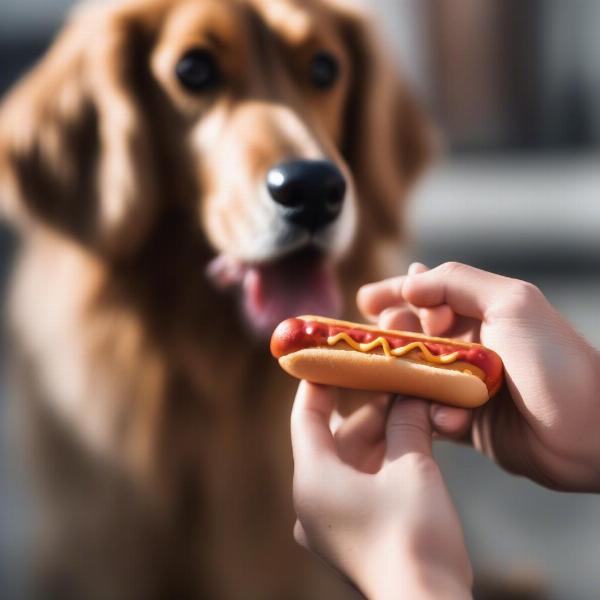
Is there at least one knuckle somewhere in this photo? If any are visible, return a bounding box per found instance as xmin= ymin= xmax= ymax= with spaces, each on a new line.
xmin=381 ymin=452 xmax=440 ymax=486
xmin=438 ymin=261 xmax=465 ymax=276
xmin=387 ymin=402 xmax=429 ymax=437
xmin=387 ymin=419 xmax=428 ymax=438
xmin=398 ymin=452 xmax=439 ymax=477
xmin=512 ymin=279 xmax=542 ymax=301
xmin=386 ymin=419 xmax=432 ymax=455
xmin=492 ymin=279 xmax=543 ymax=318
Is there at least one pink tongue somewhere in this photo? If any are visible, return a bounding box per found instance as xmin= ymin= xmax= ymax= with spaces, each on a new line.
xmin=243 ymin=255 xmax=341 ymax=335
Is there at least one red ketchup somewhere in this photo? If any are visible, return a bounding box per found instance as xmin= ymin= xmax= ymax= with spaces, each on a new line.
xmin=270 ymin=318 xmax=503 ymax=393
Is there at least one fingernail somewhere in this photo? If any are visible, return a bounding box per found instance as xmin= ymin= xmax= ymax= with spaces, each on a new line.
xmin=357 ymin=283 xmax=377 ymax=304
xmin=431 ymin=405 xmax=447 ymax=427
xmin=358 ymin=282 xmax=374 ymax=294
xmin=408 ymin=262 xmax=428 ymax=275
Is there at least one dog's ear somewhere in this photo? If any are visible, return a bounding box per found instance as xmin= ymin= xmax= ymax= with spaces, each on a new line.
xmin=0 ymin=5 xmax=158 ymax=257
xmin=338 ymin=8 xmax=435 ymax=235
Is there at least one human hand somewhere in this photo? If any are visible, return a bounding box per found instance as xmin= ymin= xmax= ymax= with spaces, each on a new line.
xmin=291 ymin=382 xmax=472 ymax=599
xmin=358 ymin=262 xmax=600 ymax=492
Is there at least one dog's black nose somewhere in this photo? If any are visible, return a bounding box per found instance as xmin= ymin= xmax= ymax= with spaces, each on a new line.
xmin=266 ymin=160 xmax=346 ymax=231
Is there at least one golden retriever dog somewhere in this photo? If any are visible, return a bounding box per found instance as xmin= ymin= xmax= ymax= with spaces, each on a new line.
xmin=0 ymin=0 xmax=430 ymax=597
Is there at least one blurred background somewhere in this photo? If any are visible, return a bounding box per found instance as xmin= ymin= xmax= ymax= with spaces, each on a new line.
xmin=1 ymin=1 xmax=600 ymax=599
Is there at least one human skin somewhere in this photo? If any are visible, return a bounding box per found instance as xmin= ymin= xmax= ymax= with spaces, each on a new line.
xmin=290 ymin=261 xmax=600 ymax=597
xmin=358 ymin=262 xmax=600 ymax=492
xmin=291 ymin=383 xmax=473 ymax=599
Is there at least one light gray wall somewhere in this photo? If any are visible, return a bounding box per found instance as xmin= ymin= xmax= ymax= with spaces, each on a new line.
xmin=3 ymin=0 xmax=403 ymax=33
xmin=365 ymin=0 xmax=431 ymax=98
xmin=540 ymin=0 xmax=600 ymax=143
xmin=0 ymin=0 xmax=76 ymax=37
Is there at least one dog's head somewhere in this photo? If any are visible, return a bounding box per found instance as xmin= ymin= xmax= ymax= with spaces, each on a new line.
xmin=0 ymin=0 xmax=431 ymax=335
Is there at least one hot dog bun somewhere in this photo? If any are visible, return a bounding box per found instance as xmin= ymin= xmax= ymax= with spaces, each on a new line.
xmin=271 ymin=315 xmax=504 ymax=408
xmin=279 ymin=348 xmax=489 ymax=407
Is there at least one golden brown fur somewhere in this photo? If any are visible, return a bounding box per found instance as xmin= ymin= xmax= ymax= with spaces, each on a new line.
xmin=0 ymin=0 xmax=430 ymax=598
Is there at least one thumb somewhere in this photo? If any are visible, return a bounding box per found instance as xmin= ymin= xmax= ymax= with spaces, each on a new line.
xmin=385 ymin=396 xmax=433 ymax=462
xmin=291 ymin=381 xmax=339 ymax=467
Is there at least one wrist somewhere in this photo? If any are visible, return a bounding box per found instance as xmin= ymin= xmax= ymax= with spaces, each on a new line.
xmin=358 ymin=542 xmax=472 ymax=600
xmin=397 ymin=564 xmax=472 ymax=600
xmin=366 ymin=567 xmax=471 ymax=600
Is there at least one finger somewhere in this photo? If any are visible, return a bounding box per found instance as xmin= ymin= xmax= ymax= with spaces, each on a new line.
xmin=357 ymin=276 xmax=406 ymax=319
xmin=357 ymin=261 xmax=429 ymax=318
xmin=334 ymin=395 xmax=389 ymax=467
xmin=469 ymin=389 xmax=532 ymax=477
xmin=335 ymin=395 xmax=389 ymax=447
xmin=418 ymin=305 xmax=455 ymax=336
xmin=359 ymin=263 xmax=454 ymax=336
xmin=378 ymin=306 xmax=421 ymax=332
xmin=406 ymin=264 xmax=456 ymax=336
xmin=408 ymin=261 xmax=429 ymax=275
xmin=366 ymin=294 xmax=452 ymax=337
xmin=444 ymin=316 xmax=482 ymax=343
xmin=430 ymin=404 xmax=473 ymax=442
xmin=403 ymin=262 xmax=514 ymax=319
xmin=385 ymin=396 xmax=433 ymax=461
xmin=291 ymin=382 xmax=339 ymax=466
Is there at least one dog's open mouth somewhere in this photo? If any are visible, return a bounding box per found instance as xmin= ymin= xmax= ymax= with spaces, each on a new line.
xmin=207 ymin=249 xmax=342 ymax=336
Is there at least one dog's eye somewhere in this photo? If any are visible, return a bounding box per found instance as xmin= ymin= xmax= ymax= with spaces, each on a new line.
xmin=309 ymin=51 xmax=340 ymax=90
xmin=176 ymin=48 xmax=221 ymax=93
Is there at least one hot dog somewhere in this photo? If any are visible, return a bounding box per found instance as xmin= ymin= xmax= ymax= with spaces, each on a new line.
xmin=270 ymin=315 xmax=504 ymax=407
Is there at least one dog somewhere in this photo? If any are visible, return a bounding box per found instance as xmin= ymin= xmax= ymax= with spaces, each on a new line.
xmin=0 ymin=0 xmax=431 ymax=597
